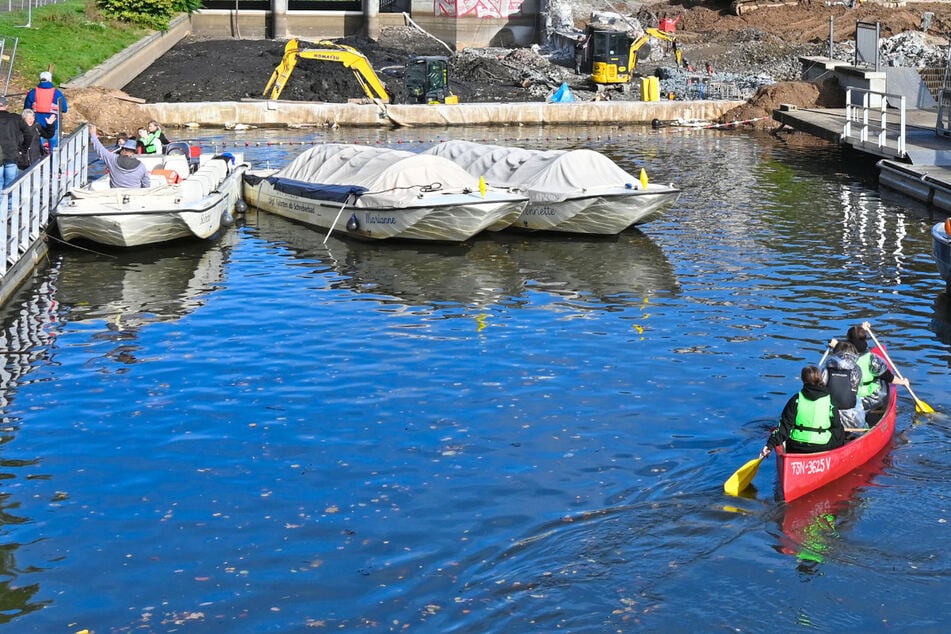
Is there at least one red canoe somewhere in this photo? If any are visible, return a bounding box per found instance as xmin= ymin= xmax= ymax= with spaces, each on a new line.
xmin=775 ymin=347 xmax=897 ymax=502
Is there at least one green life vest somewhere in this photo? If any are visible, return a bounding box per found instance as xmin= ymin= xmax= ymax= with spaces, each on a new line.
xmin=142 ymin=130 xmax=162 ymax=154
xmin=789 ymin=392 xmax=833 ymax=446
xmin=856 ymin=352 xmax=879 ymax=398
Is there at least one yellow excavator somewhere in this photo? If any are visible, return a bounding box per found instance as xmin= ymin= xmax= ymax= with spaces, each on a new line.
xmin=264 ymin=39 xmax=459 ymax=105
xmin=264 ymin=39 xmax=392 ymax=103
xmin=589 ymin=26 xmax=676 ymax=85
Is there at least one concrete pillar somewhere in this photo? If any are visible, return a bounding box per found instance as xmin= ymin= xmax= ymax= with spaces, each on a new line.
xmin=272 ymin=0 xmax=288 ymax=39
xmin=365 ymin=0 xmax=380 ymax=40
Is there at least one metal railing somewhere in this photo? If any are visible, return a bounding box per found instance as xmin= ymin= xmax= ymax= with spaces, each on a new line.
xmin=0 ymin=125 xmax=86 ymax=277
xmin=843 ymin=87 xmax=906 ymax=158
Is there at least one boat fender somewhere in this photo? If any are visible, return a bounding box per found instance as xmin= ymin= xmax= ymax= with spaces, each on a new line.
xmin=234 ymin=198 xmax=249 ymax=214
xmin=151 ymin=168 xmax=181 ymax=185
xmin=347 ymin=213 xmax=360 ymax=232
xmin=651 ymin=118 xmax=662 ymax=129
xmin=221 ymin=209 xmax=234 ymax=227
xmin=946 ymin=217 xmax=951 ymax=237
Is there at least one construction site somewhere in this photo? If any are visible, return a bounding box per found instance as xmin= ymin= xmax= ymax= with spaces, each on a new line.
xmin=47 ymin=0 xmax=951 ymax=134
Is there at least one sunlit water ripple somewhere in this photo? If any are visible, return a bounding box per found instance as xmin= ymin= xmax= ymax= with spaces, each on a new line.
xmin=0 ymin=126 xmax=948 ymax=632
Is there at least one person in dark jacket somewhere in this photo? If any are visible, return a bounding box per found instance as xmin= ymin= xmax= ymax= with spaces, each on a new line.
xmin=821 ymin=340 xmax=866 ymax=429
xmin=846 ymin=321 xmax=909 ymax=412
xmin=0 ymin=96 xmax=34 ymax=189
xmin=19 ymin=109 xmax=55 ymax=169
xmin=760 ymin=365 xmax=845 ymax=458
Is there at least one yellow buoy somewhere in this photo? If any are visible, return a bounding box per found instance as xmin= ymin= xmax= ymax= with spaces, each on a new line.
xmin=479 ymin=175 xmax=487 ymax=198
xmin=639 ymin=168 xmax=648 ymax=190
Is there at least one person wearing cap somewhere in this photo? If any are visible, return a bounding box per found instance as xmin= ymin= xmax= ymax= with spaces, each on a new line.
xmin=24 ymin=70 xmax=67 ymax=149
xmin=0 ymin=96 xmax=34 ymax=189
xmin=88 ymin=124 xmax=150 ymax=189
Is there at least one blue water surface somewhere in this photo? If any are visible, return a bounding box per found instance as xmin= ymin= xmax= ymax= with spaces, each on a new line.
xmin=0 ymin=125 xmax=948 ymax=632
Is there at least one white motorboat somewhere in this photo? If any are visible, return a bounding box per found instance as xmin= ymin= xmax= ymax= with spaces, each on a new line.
xmin=55 ymin=143 xmax=249 ymax=247
xmin=242 ymin=143 xmax=528 ymax=242
xmin=423 ymin=140 xmax=681 ymax=234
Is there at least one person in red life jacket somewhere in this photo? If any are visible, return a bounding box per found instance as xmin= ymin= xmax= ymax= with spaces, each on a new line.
xmin=24 ymin=71 xmax=67 ymax=149
xmin=760 ymin=365 xmax=845 ymax=458
xmin=846 ymin=322 xmax=909 ymax=412
xmin=0 ymin=96 xmax=34 ymax=190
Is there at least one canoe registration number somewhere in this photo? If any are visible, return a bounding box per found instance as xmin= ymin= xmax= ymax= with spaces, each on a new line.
xmin=790 ymin=456 xmax=831 ymax=476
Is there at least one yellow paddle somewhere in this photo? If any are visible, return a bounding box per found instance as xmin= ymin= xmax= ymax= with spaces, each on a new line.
xmin=724 ymin=456 xmax=763 ymax=496
xmin=865 ymin=325 xmax=935 ymax=414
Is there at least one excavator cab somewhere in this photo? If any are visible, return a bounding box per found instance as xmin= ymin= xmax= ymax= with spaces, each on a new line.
xmin=403 ymin=56 xmax=459 ymax=104
xmin=589 ymin=29 xmax=631 ymax=84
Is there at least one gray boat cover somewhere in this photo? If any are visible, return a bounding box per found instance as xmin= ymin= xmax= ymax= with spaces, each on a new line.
xmin=271 ymin=144 xmax=489 ymax=208
xmin=424 ymin=140 xmax=645 ymax=203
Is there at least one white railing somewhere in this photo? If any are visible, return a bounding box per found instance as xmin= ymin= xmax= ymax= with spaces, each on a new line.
xmin=0 ymin=126 xmax=87 ymax=277
xmin=843 ymin=87 xmax=906 ymax=158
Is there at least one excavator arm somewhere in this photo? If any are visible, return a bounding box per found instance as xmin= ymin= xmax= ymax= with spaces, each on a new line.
xmin=264 ymin=39 xmax=391 ymax=103
xmin=628 ymin=27 xmax=675 ymax=73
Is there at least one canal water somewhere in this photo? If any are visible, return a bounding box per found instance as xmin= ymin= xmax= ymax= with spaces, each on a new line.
xmin=1 ymin=125 xmax=949 ymax=632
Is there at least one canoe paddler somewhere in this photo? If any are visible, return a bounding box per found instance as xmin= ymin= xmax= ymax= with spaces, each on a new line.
xmin=847 ymin=321 xmax=910 ymax=412
xmin=760 ymin=365 xmax=845 ymax=459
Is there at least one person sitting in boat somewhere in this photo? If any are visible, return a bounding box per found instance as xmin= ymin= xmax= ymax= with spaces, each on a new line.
xmin=88 ymin=124 xmax=151 ymax=189
xmin=846 ymin=321 xmax=909 ymax=412
xmin=821 ymin=340 xmax=866 ymax=430
xmin=138 ymin=121 xmax=166 ymax=155
xmin=760 ymin=365 xmax=844 ymax=458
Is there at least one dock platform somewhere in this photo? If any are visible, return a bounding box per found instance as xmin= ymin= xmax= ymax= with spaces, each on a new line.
xmin=773 ymin=103 xmax=951 ymax=213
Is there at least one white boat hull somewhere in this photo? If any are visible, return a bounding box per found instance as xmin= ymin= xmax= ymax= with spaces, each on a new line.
xmin=243 ymin=172 xmax=526 ymax=242
xmin=56 ymin=153 xmax=248 ymax=248
xmin=423 ymin=141 xmax=681 ymax=235
xmin=933 ymin=221 xmax=951 ymax=285
xmin=512 ymin=187 xmax=681 ymax=234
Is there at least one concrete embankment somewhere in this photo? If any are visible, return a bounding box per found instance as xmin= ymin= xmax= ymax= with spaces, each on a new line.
xmin=140 ymin=99 xmax=747 ymax=128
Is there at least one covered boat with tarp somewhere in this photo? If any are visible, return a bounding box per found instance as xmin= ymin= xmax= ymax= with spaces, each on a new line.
xmin=242 ymin=143 xmax=528 ymax=242
xmin=423 ymin=140 xmax=680 ymax=234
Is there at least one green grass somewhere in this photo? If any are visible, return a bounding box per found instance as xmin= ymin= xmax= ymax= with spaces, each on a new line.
xmin=0 ymin=0 xmax=149 ymax=91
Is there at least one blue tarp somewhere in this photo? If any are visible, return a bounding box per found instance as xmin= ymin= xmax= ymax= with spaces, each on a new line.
xmin=265 ymin=177 xmax=367 ymax=202
xmin=549 ymin=82 xmax=574 ymax=103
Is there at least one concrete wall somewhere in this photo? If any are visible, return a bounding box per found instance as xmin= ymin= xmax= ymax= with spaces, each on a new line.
xmin=141 ymin=99 xmax=746 ymax=128
xmin=187 ymin=4 xmax=540 ymax=48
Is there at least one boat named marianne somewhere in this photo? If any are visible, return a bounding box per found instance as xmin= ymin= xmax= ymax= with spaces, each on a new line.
xmin=242 ymin=143 xmax=529 ymax=242
xmin=54 ymin=143 xmax=248 ymax=248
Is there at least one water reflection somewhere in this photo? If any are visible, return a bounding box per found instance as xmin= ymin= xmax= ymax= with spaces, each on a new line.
xmin=245 ymin=210 xmax=679 ymax=310
xmin=247 ymin=209 xmax=523 ymax=309
xmin=49 ymin=235 xmax=234 ymax=365
xmin=493 ymin=230 xmax=680 ymax=304
xmin=932 ymin=291 xmax=951 ymax=351
xmin=772 ymin=446 xmax=891 ymax=573
xmin=0 ymin=280 xmax=58 ymax=622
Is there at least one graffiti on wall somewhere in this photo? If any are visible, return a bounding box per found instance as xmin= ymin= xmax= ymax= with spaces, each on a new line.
xmin=436 ymin=0 xmax=526 ymax=18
